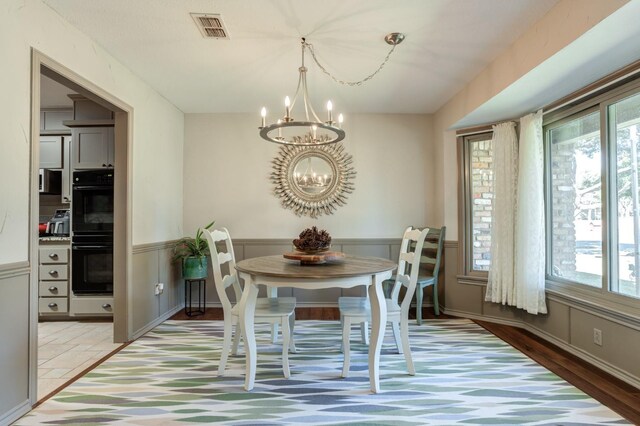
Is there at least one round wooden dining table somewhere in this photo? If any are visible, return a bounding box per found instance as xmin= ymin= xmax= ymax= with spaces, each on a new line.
xmin=235 ymin=255 xmax=396 ymax=393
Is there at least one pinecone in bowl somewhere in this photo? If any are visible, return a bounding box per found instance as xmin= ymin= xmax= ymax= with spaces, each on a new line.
xmin=293 ymin=226 xmax=332 ymax=253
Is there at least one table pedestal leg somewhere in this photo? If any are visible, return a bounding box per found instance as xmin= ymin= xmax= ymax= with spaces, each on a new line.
xmin=368 ymin=273 xmax=387 ymax=393
xmin=238 ymin=274 xmax=259 ymax=391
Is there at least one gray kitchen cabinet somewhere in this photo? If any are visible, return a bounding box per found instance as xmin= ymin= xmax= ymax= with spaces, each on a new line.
xmin=39 ymin=135 xmax=63 ymax=169
xmin=40 ymin=109 xmax=72 ymax=134
xmin=41 ymin=109 xmax=73 ymax=133
xmin=72 ymin=127 xmax=114 ymax=169
xmin=39 ymin=245 xmax=70 ymax=316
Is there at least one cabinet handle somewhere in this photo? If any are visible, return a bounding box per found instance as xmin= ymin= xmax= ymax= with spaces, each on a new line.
xmin=102 ymin=164 xmax=107 ymax=167
xmin=48 ymin=286 xmax=58 ymax=292
xmin=48 ymin=253 xmax=58 ymax=259
xmin=48 ymin=270 xmax=58 ymax=275
xmin=108 ymin=164 xmax=113 ymax=167
xmin=63 ymin=197 xmax=70 ymax=202
xmin=102 ymin=303 xmax=112 ymax=309
xmin=47 ymin=303 xmax=58 ymax=308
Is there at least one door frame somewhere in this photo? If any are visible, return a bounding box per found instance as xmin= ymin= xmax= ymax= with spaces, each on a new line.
xmin=29 ymin=49 xmax=133 ymax=404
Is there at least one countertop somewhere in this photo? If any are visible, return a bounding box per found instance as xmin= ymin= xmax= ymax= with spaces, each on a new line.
xmin=39 ymin=236 xmax=71 ymax=243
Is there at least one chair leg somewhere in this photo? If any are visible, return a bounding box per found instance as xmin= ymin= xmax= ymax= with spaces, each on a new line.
xmin=391 ymin=320 xmax=402 ymax=354
xmin=339 ymin=313 xmax=344 ymax=353
xmin=231 ymin=321 xmax=242 ymax=355
xmin=218 ymin=317 xmax=233 ymax=376
xmin=416 ymin=284 xmax=423 ymax=325
xmin=433 ymin=284 xmax=440 ymax=316
xmin=288 ymin=311 xmax=297 ymax=353
xmin=281 ymin=316 xmax=291 ymax=379
xmin=341 ymin=316 xmax=351 ymax=378
xmin=361 ymin=321 xmax=369 ymax=345
xmin=400 ymin=317 xmax=415 ymax=375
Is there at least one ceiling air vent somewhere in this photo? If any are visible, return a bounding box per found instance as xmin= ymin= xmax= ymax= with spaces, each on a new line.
xmin=191 ymin=13 xmax=230 ymax=39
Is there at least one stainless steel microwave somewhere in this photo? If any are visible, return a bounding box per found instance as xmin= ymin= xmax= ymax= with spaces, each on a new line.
xmin=39 ymin=169 xmax=61 ymax=194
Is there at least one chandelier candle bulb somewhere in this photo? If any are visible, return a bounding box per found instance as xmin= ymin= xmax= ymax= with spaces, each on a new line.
xmin=285 ymin=96 xmax=291 ymax=120
xmin=338 ymin=114 xmax=344 ymax=128
xmin=312 ymin=125 xmax=317 ymax=141
xmin=327 ymin=100 xmax=333 ymax=123
xmin=277 ymin=119 xmax=282 ymax=138
xmin=260 ymin=107 xmax=266 ymax=128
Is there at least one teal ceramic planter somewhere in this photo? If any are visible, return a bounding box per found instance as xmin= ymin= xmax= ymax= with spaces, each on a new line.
xmin=182 ymin=256 xmax=208 ymax=279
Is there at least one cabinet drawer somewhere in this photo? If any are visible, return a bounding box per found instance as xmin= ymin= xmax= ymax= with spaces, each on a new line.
xmin=39 ymin=247 xmax=69 ymax=264
xmin=39 ymin=280 xmax=69 ymax=297
xmin=70 ymin=297 xmax=113 ymax=315
xmin=39 ymin=264 xmax=68 ymax=280
xmin=39 ymin=297 xmax=68 ymax=314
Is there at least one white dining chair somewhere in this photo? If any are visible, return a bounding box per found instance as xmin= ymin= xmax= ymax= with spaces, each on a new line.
xmin=339 ymin=226 xmax=429 ymax=377
xmin=203 ymin=227 xmax=297 ymax=378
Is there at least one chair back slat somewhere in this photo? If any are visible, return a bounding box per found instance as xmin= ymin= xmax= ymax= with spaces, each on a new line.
xmin=203 ymin=227 xmax=243 ymax=313
xmin=389 ymin=227 xmax=429 ymax=308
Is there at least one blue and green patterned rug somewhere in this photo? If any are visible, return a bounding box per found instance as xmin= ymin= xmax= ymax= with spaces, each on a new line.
xmin=19 ymin=319 xmax=628 ymax=425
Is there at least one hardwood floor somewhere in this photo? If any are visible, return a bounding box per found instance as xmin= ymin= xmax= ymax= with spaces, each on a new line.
xmin=171 ymin=307 xmax=640 ymax=424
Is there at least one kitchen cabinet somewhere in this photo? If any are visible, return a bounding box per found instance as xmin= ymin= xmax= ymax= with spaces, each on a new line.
xmin=72 ymin=127 xmax=114 ymax=169
xmin=40 ymin=109 xmax=72 ymax=134
xmin=39 ymin=245 xmax=69 ymax=316
xmin=70 ymin=296 xmax=113 ymax=316
xmin=40 ymin=136 xmax=63 ymax=169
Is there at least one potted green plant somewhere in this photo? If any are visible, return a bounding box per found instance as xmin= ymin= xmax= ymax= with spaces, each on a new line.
xmin=173 ymin=220 xmax=215 ymax=279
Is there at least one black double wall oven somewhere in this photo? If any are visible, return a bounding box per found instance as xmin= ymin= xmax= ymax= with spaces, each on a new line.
xmin=72 ymin=170 xmax=114 ymax=295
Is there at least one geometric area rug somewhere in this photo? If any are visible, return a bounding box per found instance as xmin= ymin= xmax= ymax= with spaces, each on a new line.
xmin=18 ymin=319 xmax=629 ymax=425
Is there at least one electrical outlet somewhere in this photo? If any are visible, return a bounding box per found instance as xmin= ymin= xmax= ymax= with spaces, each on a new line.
xmin=593 ymin=328 xmax=602 ymax=346
xmin=158 ymin=283 xmax=164 ymax=294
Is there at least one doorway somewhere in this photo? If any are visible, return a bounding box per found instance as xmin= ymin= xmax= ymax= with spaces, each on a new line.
xmin=30 ymin=50 xmax=132 ymax=404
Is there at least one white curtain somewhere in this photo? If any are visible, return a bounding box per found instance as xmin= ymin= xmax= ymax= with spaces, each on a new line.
xmin=514 ymin=110 xmax=547 ymax=314
xmin=485 ymin=122 xmax=518 ymax=306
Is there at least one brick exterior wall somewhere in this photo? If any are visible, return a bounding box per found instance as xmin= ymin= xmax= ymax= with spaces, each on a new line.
xmin=471 ymin=140 xmax=493 ymax=271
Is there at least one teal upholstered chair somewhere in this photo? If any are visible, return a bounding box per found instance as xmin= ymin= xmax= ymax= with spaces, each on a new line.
xmin=384 ymin=226 xmax=446 ymax=324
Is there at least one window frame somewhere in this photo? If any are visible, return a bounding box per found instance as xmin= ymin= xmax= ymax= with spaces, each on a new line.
xmin=459 ymin=131 xmax=494 ymax=278
xmin=543 ymin=78 xmax=640 ymax=309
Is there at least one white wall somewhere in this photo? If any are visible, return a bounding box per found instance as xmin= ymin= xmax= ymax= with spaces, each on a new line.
xmin=0 ymin=0 xmax=184 ymax=263
xmin=0 ymin=0 xmax=184 ymax=421
xmin=183 ymin=113 xmax=434 ymax=239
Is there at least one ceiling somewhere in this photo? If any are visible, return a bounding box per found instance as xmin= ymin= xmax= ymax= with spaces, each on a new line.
xmin=41 ymin=0 xmax=558 ymax=114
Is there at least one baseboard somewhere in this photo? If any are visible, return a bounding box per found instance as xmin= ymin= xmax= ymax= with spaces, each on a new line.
xmin=0 ymin=399 xmax=31 ymax=426
xmin=523 ymin=323 xmax=640 ymax=390
xmin=445 ymin=308 xmax=640 ymax=390
xmin=132 ymin=304 xmax=184 ymax=339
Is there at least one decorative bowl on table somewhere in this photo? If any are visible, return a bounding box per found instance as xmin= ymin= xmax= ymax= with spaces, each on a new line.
xmin=286 ymin=227 xmax=344 ymax=264
xmin=292 ymin=226 xmax=332 ymax=254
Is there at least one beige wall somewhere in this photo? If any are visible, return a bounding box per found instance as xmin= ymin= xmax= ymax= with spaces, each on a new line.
xmin=183 ymin=113 xmax=434 ymax=239
xmin=432 ymin=0 xmax=629 ymax=240
xmin=0 ymin=1 xmax=184 ymax=422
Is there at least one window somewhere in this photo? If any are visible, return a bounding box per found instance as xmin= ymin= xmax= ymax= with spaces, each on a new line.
xmin=462 ymin=132 xmax=494 ymax=273
xmin=544 ymin=81 xmax=640 ymax=301
xmin=608 ymin=91 xmax=640 ymax=298
xmin=547 ymin=110 xmax=602 ymax=287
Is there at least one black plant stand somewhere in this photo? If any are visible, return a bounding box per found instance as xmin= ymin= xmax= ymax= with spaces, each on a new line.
xmin=184 ymin=278 xmax=206 ymax=317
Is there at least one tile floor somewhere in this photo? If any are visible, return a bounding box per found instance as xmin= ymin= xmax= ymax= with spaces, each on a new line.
xmin=37 ymin=321 xmax=121 ymax=400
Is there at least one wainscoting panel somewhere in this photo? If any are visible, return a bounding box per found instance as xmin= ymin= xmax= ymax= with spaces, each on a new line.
xmin=522 ymin=298 xmax=570 ymax=343
xmin=0 ymin=263 xmax=31 ymax=425
xmin=447 ymin=240 xmax=640 ymax=389
xmin=570 ymin=308 xmax=640 ymax=379
xmin=132 ymin=242 xmax=181 ymax=339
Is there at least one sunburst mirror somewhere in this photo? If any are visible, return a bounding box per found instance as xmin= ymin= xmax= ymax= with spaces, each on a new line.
xmin=270 ymin=143 xmax=356 ymax=218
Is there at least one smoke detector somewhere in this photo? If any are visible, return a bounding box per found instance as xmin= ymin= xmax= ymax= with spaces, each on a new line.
xmin=191 ymin=13 xmax=230 ymax=39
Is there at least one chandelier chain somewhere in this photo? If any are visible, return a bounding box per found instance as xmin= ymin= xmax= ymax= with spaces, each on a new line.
xmin=304 ymin=42 xmax=397 ymax=87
